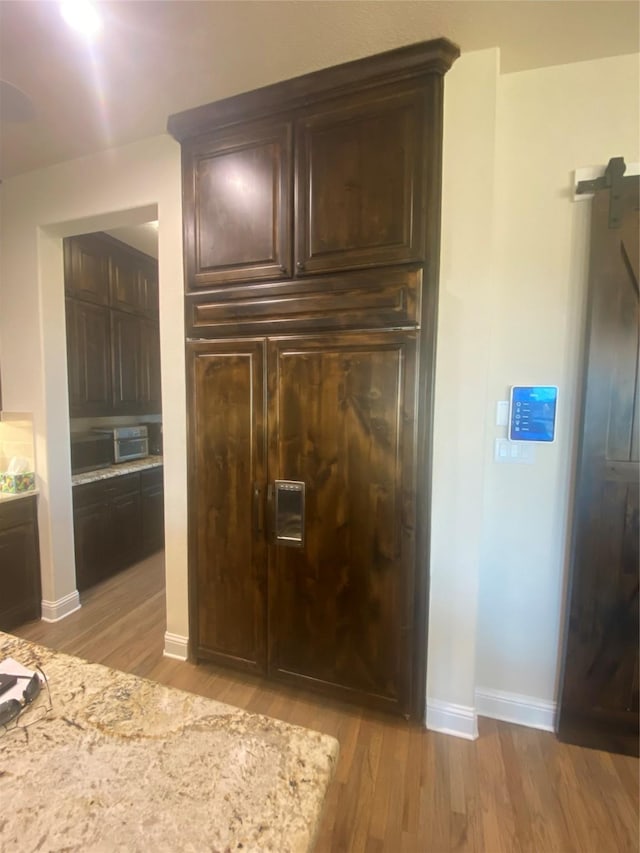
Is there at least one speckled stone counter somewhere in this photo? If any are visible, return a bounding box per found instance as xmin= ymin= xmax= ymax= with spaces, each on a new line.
xmin=0 ymin=632 xmax=338 ymax=852
xmin=72 ymin=456 xmax=163 ymax=486
xmin=0 ymin=488 xmax=38 ymax=504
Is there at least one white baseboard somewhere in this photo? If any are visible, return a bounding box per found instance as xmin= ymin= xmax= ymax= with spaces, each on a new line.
xmin=476 ymin=687 xmax=556 ymax=732
xmin=426 ymin=698 xmax=479 ymax=740
xmin=41 ymin=590 xmax=81 ymax=622
xmin=164 ymin=631 xmax=189 ymax=661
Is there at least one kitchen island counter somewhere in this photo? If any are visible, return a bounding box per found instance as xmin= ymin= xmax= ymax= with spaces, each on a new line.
xmin=0 ymin=631 xmax=338 ymax=852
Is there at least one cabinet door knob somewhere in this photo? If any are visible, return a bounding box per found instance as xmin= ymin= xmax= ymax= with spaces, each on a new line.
xmin=296 ymin=261 xmax=305 ymax=271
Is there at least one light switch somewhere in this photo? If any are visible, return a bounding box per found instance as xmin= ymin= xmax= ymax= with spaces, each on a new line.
xmin=496 ymin=400 xmax=509 ymax=427
xmin=494 ymin=438 xmax=535 ymax=464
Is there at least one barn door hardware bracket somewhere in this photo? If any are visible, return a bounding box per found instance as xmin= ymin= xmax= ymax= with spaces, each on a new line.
xmin=575 ymin=156 xmax=627 ymax=228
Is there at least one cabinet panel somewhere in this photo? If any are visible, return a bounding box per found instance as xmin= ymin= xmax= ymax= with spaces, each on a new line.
xmin=138 ymin=259 xmax=159 ymax=318
xmin=111 ymin=310 xmax=141 ymax=413
xmin=186 ymin=267 xmax=421 ymax=338
xmin=141 ymin=467 xmax=164 ymax=556
xmin=0 ymin=497 xmax=41 ymax=630
xmin=66 ymin=298 xmax=112 ymax=418
xmin=109 ymin=250 xmax=141 ymax=314
xmin=267 ymin=332 xmax=417 ymax=713
xmin=73 ymin=496 xmax=111 ymax=590
xmin=64 ymin=234 xmax=110 ymax=305
xmin=184 ymin=120 xmax=292 ymax=287
xmin=295 ymin=87 xmax=426 ymax=275
xmin=188 ymin=340 xmax=267 ymax=671
xmin=73 ymin=472 xmax=148 ymax=590
xmin=139 ymin=318 xmax=162 ymax=413
xmin=111 ymin=484 xmax=142 ymax=570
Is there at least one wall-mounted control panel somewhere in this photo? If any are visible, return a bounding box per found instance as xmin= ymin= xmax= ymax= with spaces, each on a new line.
xmin=509 ymin=386 xmax=558 ymax=443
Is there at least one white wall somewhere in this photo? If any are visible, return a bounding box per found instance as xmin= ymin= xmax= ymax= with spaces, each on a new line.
xmin=0 ymin=136 xmax=188 ymax=633
xmin=1 ymin=49 xmax=638 ymax=735
xmin=427 ymin=48 xmax=499 ymax=737
xmin=475 ymin=53 xmax=640 ymax=725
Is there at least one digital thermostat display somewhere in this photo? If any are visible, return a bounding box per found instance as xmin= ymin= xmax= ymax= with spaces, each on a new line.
xmin=509 ymin=386 xmax=558 ymax=442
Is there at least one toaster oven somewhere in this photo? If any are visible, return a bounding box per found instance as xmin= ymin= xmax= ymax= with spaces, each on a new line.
xmin=93 ymin=425 xmax=149 ymax=464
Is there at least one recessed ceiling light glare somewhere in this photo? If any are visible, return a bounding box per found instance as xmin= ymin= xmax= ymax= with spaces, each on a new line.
xmin=60 ymin=0 xmax=102 ymax=38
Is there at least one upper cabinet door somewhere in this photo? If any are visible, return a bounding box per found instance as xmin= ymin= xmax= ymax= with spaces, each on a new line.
xmin=295 ymin=86 xmax=427 ymax=276
xmin=109 ymin=250 xmax=142 ymax=314
xmin=184 ymin=120 xmax=292 ymax=288
xmin=64 ymin=235 xmax=110 ymax=305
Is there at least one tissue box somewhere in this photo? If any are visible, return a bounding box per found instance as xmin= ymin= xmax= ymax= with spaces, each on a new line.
xmin=0 ymin=472 xmax=36 ymax=494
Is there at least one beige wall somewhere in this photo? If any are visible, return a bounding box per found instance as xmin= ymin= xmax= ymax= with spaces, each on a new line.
xmin=0 ymin=49 xmax=638 ymax=731
xmin=476 ymin=52 xmax=640 ymax=704
xmin=0 ymin=136 xmax=188 ymax=627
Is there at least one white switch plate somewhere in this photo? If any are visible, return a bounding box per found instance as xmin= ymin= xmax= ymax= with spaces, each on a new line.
xmin=496 ymin=400 xmax=509 ymax=427
xmin=494 ymin=438 xmax=535 ymax=464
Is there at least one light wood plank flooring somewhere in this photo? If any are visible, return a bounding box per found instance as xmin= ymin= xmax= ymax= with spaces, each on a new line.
xmin=13 ymin=554 xmax=639 ymax=853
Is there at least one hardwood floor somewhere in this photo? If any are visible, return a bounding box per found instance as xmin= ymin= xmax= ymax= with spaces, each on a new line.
xmin=13 ymin=554 xmax=639 ymax=853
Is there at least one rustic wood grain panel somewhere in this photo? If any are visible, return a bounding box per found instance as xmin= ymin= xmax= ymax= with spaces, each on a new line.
xmin=266 ymin=332 xmax=417 ymax=713
xmin=184 ymin=120 xmax=292 ymax=288
xmin=295 ymin=85 xmax=426 ymax=275
xmin=186 ymin=267 xmax=421 ymax=337
xmin=187 ymin=339 xmax=267 ymax=671
xmin=558 ymin=175 xmax=639 ymax=756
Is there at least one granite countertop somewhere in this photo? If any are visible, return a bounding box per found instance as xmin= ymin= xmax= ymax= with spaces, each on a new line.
xmin=0 ymin=632 xmax=338 ymax=852
xmin=0 ymin=489 xmax=39 ymax=505
xmin=72 ymin=456 xmax=164 ymax=486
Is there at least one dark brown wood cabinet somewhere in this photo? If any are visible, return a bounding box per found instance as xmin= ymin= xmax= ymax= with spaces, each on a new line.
xmin=184 ymin=120 xmax=292 ymax=288
xmin=73 ymin=467 xmax=163 ymax=591
xmin=295 ymin=85 xmax=427 ymax=276
xmin=171 ymin=39 xmax=458 ymax=718
xmin=66 ymin=298 xmax=112 ymax=418
xmin=64 ymin=233 xmax=161 ymax=418
xmin=141 ymin=467 xmax=165 ymax=557
xmin=0 ymin=496 xmax=41 ymax=631
xmin=64 ymin=234 xmax=110 ymax=306
xmin=189 ymin=339 xmax=267 ymax=673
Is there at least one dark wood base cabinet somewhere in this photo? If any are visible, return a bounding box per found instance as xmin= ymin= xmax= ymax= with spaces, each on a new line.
xmin=73 ymin=468 xmax=164 ymax=591
xmin=0 ymin=497 xmax=41 ymax=631
xmin=171 ymin=39 xmax=459 ymax=718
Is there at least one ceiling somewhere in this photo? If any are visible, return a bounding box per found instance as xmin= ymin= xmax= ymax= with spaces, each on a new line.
xmin=1 ymin=0 xmax=638 ymax=180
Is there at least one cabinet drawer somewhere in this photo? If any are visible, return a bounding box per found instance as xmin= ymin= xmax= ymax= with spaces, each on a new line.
xmin=186 ymin=267 xmax=421 ymax=337
xmin=0 ymin=496 xmax=37 ymax=532
xmin=73 ymin=479 xmax=110 ymax=509
xmin=141 ymin=466 xmax=163 ymax=491
xmin=108 ymin=472 xmax=141 ymax=497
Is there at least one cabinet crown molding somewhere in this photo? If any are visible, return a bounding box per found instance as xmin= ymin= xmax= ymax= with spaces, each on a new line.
xmin=167 ymin=37 xmax=459 ymax=142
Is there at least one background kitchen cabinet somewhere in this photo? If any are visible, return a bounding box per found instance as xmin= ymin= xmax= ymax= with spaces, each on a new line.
xmin=0 ymin=496 xmax=41 ymax=631
xmin=64 ymin=233 xmax=110 ymax=306
xmin=64 ymin=233 xmax=161 ymax=418
xmin=141 ymin=467 xmax=165 ymax=557
xmin=65 ymin=298 xmax=112 ymax=418
xmin=73 ymin=480 xmax=112 ymax=590
xmin=73 ymin=468 xmax=164 ymax=591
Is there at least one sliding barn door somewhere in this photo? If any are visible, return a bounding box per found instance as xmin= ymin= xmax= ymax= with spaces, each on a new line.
xmin=266 ymin=332 xmax=417 ymax=714
xmin=558 ymin=175 xmax=639 ymax=756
